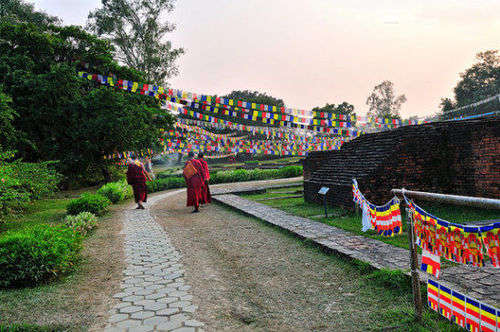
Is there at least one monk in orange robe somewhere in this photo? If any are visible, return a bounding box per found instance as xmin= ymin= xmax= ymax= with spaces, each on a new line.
xmin=197 ymin=152 xmax=211 ymax=205
xmin=183 ymin=151 xmax=205 ymax=213
xmin=126 ymin=155 xmax=151 ymax=209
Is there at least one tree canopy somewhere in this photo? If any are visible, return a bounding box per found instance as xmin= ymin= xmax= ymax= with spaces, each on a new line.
xmin=366 ymin=81 xmax=406 ymax=119
xmin=87 ymin=0 xmax=184 ymax=85
xmin=222 ymin=90 xmax=285 ymax=107
xmin=0 ymin=22 xmax=174 ymax=183
xmin=0 ymin=0 xmax=60 ymax=26
xmin=312 ymin=102 xmax=355 ymax=115
xmin=442 ymin=50 xmax=500 ymax=111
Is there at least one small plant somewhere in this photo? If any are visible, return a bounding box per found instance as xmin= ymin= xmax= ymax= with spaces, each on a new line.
xmin=66 ymin=193 xmax=111 ymax=216
xmin=97 ymin=180 xmax=132 ymax=203
xmin=0 ymin=225 xmax=82 ymax=288
xmin=64 ymin=212 xmax=98 ymax=236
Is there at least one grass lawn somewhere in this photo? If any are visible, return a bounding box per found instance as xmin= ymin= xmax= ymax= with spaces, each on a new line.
xmin=0 ymin=189 xmax=124 ymax=331
xmin=242 ymin=187 xmax=500 ymax=251
xmin=0 ymin=198 xmax=69 ymax=234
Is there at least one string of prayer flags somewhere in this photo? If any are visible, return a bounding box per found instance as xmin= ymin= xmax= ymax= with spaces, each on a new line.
xmin=407 ymin=199 xmax=499 ymax=268
xmin=78 ymin=70 xmax=432 ymax=130
xmin=427 ymin=279 xmax=500 ymax=331
xmin=352 ymin=179 xmax=403 ymax=237
xmin=421 ymin=250 xmax=441 ymax=279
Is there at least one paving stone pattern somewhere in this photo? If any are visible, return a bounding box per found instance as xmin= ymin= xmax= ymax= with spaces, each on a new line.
xmin=106 ymin=190 xmax=204 ymax=332
xmin=213 ymin=193 xmax=500 ymax=307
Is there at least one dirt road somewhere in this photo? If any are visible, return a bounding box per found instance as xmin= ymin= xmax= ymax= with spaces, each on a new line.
xmin=151 ymin=190 xmax=413 ymax=331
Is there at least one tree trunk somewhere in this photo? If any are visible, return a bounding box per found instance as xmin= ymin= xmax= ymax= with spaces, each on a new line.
xmin=101 ymin=165 xmax=112 ymax=183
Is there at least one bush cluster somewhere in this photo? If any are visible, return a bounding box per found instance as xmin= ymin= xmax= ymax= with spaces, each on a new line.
xmin=146 ymin=176 xmax=185 ymax=192
xmin=97 ymin=180 xmax=132 ymax=203
xmin=147 ymin=165 xmax=303 ymax=193
xmin=0 ymin=154 xmax=61 ymax=217
xmin=0 ymin=225 xmax=82 ymax=288
xmin=66 ymin=193 xmax=111 ymax=216
xmin=64 ymin=212 xmax=98 ymax=237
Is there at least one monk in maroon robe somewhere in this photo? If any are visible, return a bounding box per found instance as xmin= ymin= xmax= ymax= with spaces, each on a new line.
xmin=183 ymin=151 xmax=205 ymax=213
xmin=126 ymin=156 xmax=150 ymax=209
xmin=197 ymin=152 xmax=211 ymax=205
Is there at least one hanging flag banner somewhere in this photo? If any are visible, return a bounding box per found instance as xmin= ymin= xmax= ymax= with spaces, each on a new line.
xmin=77 ymin=70 xmax=434 ymax=130
xmin=352 ymin=179 xmax=403 ymax=237
xmin=406 ymin=198 xmax=499 ymax=268
xmin=427 ymin=279 xmax=499 ymax=332
xmin=421 ymin=249 xmax=441 ymax=279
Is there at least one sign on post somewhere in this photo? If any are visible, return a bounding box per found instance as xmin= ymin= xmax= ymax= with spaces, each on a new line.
xmin=318 ymin=187 xmax=330 ymax=218
xmin=318 ymin=187 xmax=330 ymax=195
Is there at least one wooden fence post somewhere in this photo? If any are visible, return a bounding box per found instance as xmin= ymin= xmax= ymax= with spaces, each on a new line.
xmin=406 ymin=205 xmax=423 ymax=322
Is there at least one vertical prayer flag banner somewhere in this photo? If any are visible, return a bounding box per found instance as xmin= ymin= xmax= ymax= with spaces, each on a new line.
xmin=428 ymin=280 xmax=499 ymax=331
xmin=427 ymin=279 xmax=440 ymax=312
xmin=466 ymin=297 xmax=481 ymax=332
xmin=421 ymin=250 xmax=441 ymax=279
xmin=438 ymin=284 xmax=452 ymax=320
xmin=451 ymin=290 xmax=467 ymax=328
xmin=480 ymin=302 xmax=497 ymax=332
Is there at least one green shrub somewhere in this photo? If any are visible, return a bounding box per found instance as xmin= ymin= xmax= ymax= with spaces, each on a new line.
xmin=278 ymin=165 xmax=303 ymax=178
xmin=66 ymin=193 xmax=110 ymax=216
xmin=0 ymin=225 xmax=82 ymax=288
xmin=147 ymin=176 xmax=185 ymax=192
xmin=97 ymin=180 xmax=132 ymax=203
xmin=0 ymin=155 xmax=61 ymax=217
xmin=64 ymin=212 xmax=98 ymax=236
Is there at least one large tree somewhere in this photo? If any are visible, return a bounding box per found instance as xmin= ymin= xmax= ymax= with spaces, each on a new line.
xmin=87 ymin=0 xmax=184 ymax=85
xmin=0 ymin=22 xmax=174 ymax=183
xmin=0 ymin=0 xmax=60 ymax=25
xmin=366 ymin=81 xmax=406 ymax=119
xmin=0 ymin=89 xmax=17 ymax=150
xmin=442 ymin=50 xmax=500 ymax=111
xmin=222 ymin=90 xmax=285 ymax=107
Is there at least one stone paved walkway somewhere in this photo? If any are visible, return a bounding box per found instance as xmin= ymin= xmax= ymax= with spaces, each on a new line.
xmin=213 ymin=194 xmax=500 ymax=307
xmin=105 ymin=190 xmax=204 ymax=332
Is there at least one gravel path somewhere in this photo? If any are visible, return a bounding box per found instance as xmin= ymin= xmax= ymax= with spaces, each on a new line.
xmin=151 ymin=188 xmax=411 ymax=331
xmin=106 ymin=191 xmax=204 ymax=332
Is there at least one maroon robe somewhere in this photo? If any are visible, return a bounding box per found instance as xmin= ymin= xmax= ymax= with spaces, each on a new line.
xmin=198 ymin=158 xmax=211 ymax=204
xmin=184 ymin=159 xmax=204 ymax=207
xmin=126 ymin=163 xmax=148 ymax=203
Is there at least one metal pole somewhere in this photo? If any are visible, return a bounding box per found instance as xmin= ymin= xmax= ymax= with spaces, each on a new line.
xmin=324 ymin=195 xmax=328 ymax=218
xmin=406 ymin=204 xmax=423 ymax=322
xmin=392 ymin=189 xmax=500 ymax=210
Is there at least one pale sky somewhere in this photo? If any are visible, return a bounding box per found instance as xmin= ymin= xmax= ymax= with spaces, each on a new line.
xmin=32 ymin=0 xmax=500 ymax=118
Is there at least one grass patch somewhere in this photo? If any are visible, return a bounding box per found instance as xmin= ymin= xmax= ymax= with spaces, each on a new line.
xmin=0 ymin=199 xmax=69 ymax=234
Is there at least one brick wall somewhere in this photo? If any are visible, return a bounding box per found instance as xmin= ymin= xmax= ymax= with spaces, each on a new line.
xmin=302 ymin=150 xmax=340 ymax=180
xmin=304 ymin=117 xmax=500 ymax=209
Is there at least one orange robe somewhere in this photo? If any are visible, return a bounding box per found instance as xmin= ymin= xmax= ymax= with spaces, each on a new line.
xmin=198 ymin=158 xmax=211 ymax=204
xmin=184 ymin=159 xmax=204 ymax=207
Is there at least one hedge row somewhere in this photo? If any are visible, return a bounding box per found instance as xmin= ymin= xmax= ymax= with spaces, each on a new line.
xmin=147 ymin=165 xmax=302 ymax=193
